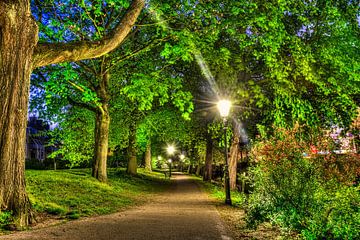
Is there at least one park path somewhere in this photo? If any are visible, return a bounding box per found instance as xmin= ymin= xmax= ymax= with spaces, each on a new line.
xmin=0 ymin=172 xmax=233 ymax=240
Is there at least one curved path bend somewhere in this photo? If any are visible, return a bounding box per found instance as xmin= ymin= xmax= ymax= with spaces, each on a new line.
xmin=1 ymin=172 xmax=233 ymax=240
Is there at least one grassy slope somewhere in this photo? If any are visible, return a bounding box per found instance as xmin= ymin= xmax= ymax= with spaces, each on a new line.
xmin=26 ymin=168 xmax=169 ymax=219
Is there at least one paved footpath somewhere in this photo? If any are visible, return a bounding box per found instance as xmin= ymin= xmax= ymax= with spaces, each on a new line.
xmin=0 ymin=172 xmax=233 ymax=240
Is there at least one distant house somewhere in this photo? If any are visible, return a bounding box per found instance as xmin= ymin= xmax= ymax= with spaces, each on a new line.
xmin=25 ymin=117 xmax=50 ymax=161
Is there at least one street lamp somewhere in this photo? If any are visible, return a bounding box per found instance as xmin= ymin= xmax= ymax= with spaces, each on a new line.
xmin=167 ymin=145 xmax=175 ymax=155
xmin=217 ymin=99 xmax=232 ymax=205
xmin=167 ymin=145 xmax=176 ymax=177
xmin=179 ymin=154 xmax=185 ymax=161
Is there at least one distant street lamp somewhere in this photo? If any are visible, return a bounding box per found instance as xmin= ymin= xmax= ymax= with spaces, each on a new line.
xmin=167 ymin=145 xmax=175 ymax=155
xmin=167 ymin=145 xmax=176 ymax=177
xmin=217 ymin=99 xmax=232 ymax=205
xmin=179 ymin=154 xmax=185 ymax=161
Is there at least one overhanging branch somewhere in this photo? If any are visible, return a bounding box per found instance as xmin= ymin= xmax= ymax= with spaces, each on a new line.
xmin=67 ymin=96 xmax=98 ymax=113
xmin=33 ymin=0 xmax=145 ymax=68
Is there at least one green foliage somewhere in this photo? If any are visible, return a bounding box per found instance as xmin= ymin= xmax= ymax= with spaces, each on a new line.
xmin=136 ymin=109 xmax=193 ymax=148
xmin=33 ymin=0 xmax=130 ymax=42
xmin=247 ymin=127 xmax=360 ymax=239
xmin=196 ymin=177 xmax=246 ymax=207
xmin=48 ymin=108 xmax=95 ymax=168
xmin=301 ymin=185 xmax=360 ymax=240
xmin=184 ymin=0 xmax=360 ymax=131
xmin=0 ymin=211 xmax=12 ymax=229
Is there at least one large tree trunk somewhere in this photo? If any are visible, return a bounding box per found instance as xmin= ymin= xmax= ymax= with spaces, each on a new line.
xmin=203 ymin=134 xmax=213 ymax=181
xmin=0 ymin=1 xmax=37 ymax=227
xmin=92 ymin=73 xmax=110 ymax=182
xmin=92 ymin=107 xmax=110 ymax=182
xmin=229 ymin=124 xmax=240 ymax=190
xmin=127 ymin=121 xmax=137 ymax=175
xmin=144 ymin=141 xmax=152 ymax=172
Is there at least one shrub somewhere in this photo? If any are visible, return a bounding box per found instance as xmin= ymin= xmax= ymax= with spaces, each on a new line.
xmin=246 ymin=126 xmax=360 ymax=239
xmin=0 ymin=211 xmax=12 ymax=229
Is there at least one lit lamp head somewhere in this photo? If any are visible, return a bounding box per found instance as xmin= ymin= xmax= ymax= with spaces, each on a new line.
xmin=217 ymin=99 xmax=232 ymax=118
xmin=180 ymin=154 xmax=185 ymax=161
xmin=167 ymin=145 xmax=176 ymax=156
xmin=168 ymin=159 xmax=172 ymax=163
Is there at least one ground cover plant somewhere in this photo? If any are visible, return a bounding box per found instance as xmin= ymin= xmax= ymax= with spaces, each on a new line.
xmin=246 ymin=126 xmax=360 ymax=239
xmin=0 ymin=168 xmax=169 ymax=230
xmin=200 ymin=181 xmax=246 ymax=207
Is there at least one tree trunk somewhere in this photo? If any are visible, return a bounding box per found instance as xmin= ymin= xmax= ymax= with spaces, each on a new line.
xmin=196 ymin=164 xmax=202 ymax=176
xmin=203 ymin=134 xmax=213 ymax=181
xmin=127 ymin=121 xmax=137 ymax=175
xmin=229 ymin=125 xmax=240 ymax=190
xmin=187 ymin=165 xmax=192 ymax=174
xmin=0 ymin=1 xmax=38 ymax=227
xmin=92 ymin=73 xmax=110 ymax=182
xmin=92 ymin=107 xmax=110 ymax=182
xmin=144 ymin=140 xmax=152 ymax=172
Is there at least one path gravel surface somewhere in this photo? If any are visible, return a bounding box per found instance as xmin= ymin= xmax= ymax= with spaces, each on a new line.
xmin=0 ymin=172 xmax=233 ymax=240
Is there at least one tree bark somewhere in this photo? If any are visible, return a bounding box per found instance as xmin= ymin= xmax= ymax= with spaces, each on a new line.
xmin=0 ymin=0 xmax=37 ymax=227
xmin=203 ymin=134 xmax=213 ymax=181
xmin=229 ymin=123 xmax=240 ymax=190
xmin=92 ymin=106 xmax=110 ymax=182
xmin=91 ymin=73 xmax=110 ymax=182
xmin=196 ymin=155 xmax=203 ymax=176
xmin=127 ymin=121 xmax=137 ymax=175
xmin=144 ymin=140 xmax=152 ymax=172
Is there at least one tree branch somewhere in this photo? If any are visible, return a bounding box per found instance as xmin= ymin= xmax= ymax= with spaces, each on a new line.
xmin=108 ymin=36 xmax=171 ymax=71
xmin=33 ymin=0 xmax=145 ymax=68
xmin=67 ymin=96 xmax=98 ymax=113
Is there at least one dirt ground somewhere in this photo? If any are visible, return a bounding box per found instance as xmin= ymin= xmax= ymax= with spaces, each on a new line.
xmin=0 ymin=172 xmax=285 ymax=240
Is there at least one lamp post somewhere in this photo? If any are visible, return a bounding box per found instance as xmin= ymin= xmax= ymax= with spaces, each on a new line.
xmin=167 ymin=145 xmax=175 ymax=177
xmin=217 ymin=99 xmax=232 ymax=205
xmin=168 ymin=159 xmax=172 ymax=177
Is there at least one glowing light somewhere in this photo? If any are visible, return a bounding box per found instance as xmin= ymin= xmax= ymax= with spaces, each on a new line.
xmin=194 ymin=52 xmax=219 ymax=94
xmin=167 ymin=145 xmax=175 ymax=155
xmin=168 ymin=159 xmax=172 ymax=163
xmin=158 ymin=156 xmax=162 ymax=160
xmin=180 ymin=154 xmax=185 ymax=160
xmin=217 ymin=99 xmax=232 ymax=118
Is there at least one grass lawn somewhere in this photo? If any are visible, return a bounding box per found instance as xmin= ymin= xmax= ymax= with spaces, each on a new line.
xmin=25 ymin=168 xmax=169 ymax=220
